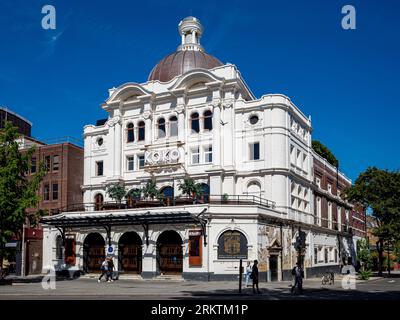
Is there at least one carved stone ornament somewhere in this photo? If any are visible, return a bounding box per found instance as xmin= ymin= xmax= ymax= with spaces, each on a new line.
xmin=107 ymin=116 xmax=121 ymax=128
xmin=175 ymin=104 xmax=185 ymax=114
xmin=143 ymin=110 xmax=152 ymax=120
xmin=222 ymin=100 xmax=233 ymax=109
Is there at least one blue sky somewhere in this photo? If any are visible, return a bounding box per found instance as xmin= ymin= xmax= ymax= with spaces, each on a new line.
xmin=0 ymin=0 xmax=399 ymax=180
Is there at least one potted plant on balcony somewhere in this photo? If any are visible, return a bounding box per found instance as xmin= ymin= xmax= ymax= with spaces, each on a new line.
xmin=178 ymin=178 xmax=203 ymax=204
xmin=126 ymin=188 xmax=142 ymax=207
xmin=106 ymin=183 xmax=127 ymax=209
xmin=142 ymin=181 xmax=162 ymax=201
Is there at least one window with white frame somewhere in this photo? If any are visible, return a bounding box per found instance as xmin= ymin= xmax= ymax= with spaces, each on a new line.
xmin=191 ymin=147 xmax=200 ymax=164
xmin=204 ymin=145 xmax=212 ymax=163
xmin=337 ymin=206 xmax=342 ymax=231
xmin=328 ymin=202 xmax=332 ymax=229
xmin=290 ymin=145 xmax=295 ymax=164
xmin=316 ymin=197 xmax=322 ymax=226
xmin=296 ymin=149 xmax=301 ymax=167
xmin=249 ymin=142 xmax=260 ymax=160
xmin=127 ymin=156 xmax=134 ymax=171
xmin=316 ymin=177 xmax=321 ymax=188
xmin=303 ymin=154 xmax=307 ymax=171
xmin=328 ymin=183 xmax=332 ymax=194
xmin=138 ymin=155 xmax=145 ymax=169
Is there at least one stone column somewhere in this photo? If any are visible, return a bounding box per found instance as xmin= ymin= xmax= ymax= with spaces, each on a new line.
xmin=177 ymin=104 xmax=185 ymax=142
xmin=144 ymin=110 xmax=152 ymax=145
xmin=113 ymin=116 xmax=122 ymax=178
xmin=212 ymin=103 xmax=221 ymax=166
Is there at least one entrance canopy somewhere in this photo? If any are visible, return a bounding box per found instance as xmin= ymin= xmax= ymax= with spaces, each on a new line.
xmin=41 ymin=209 xmax=207 ymax=246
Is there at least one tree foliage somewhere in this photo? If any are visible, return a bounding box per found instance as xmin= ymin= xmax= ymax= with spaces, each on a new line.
xmin=312 ymin=140 xmax=339 ymax=167
xmin=345 ymin=167 xmax=400 ymax=275
xmin=106 ymin=183 xmax=127 ymax=206
xmin=356 ymin=238 xmax=372 ymax=271
xmin=142 ymin=181 xmax=161 ymax=200
xmin=0 ymin=122 xmax=45 ymax=268
xmin=178 ymin=178 xmax=203 ymax=198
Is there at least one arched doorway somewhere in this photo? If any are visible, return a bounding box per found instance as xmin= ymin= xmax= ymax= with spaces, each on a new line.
xmin=118 ymin=232 xmax=142 ymax=274
xmin=161 ymin=186 xmax=174 ymax=206
xmin=83 ymin=233 xmax=105 ymax=273
xmin=199 ymin=183 xmax=210 ymax=203
xmin=157 ymin=231 xmax=183 ymax=274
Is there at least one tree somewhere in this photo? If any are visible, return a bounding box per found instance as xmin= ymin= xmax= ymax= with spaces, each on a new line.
xmin=106 ymin=183 xmax=127 ymax=208
xmin=312 ymin=140 xmax=339 ymax=167
xmin=356 ymin=238 xmax=372 ymax=271
xmin=142 ymin=181 xmax=161 ymax=200
xmin=0 ymin=122 xmax=45 ymax=276
xmin=178 ymin=178 xmax=203 ymax=198
xmin=345 ymin=167 xmax=400 ymax=276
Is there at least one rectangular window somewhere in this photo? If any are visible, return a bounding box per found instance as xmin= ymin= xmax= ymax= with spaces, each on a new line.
xmin=191 ymin=147 xmax=200 ymax=164
xmin=204 ymin=146 xmax=212 ymax=163
xmin=316 ymin=177 xmax=321 ymax=188
xmin=43 ymin=184 xmax=50 ymax=201
xmin=52 ymin=155 xmax=59 ymax=172
xmin=328 ymin=184 xmax=332 ymax=194
xmin=314 ymin=247 xmax=318 ymax=265
xmin=249 ymin=142 xmax=260 ymax=160
xmin=138 ymin=155 xmax=145 ymax=169
xmin=303 ymin=154 xmax=307 ymax=171
xmin=328 ymin=202 xmax=332 ymax=229
xmin=96 ymin=161 xmax=104 ymax=176
xmin=324 ymin=248 xmax=328 ymax=263
xmin=127 ymin=156 xmax=134 ymax=171
xmin=52 ymin=183 xmax=58 ymax=200
xmin=31 ymin=157 xmax=37 ymax=174
xmin=44 ymin=156 xmax=51 ymax=171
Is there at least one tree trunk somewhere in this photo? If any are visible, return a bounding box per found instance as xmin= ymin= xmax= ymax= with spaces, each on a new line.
xmin=377 ymin=239 xmax=384 ymax=277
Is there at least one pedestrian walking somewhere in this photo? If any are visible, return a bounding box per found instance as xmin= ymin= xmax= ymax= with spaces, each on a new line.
xmin=107 ymin=257 xmax=114 ymax=282
xmin=291 ymin=262 xmax=304 ymax=294
xmin=98 ymin=258 xmax=108 ymax=282
xmin=251 ymin=260 xmax=261 ymax=294
xmin=245 ymin=261 xmax=252 ymax=287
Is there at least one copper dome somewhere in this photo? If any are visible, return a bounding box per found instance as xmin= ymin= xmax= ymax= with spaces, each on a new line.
xmin=148 ymin=50 xmax=223 ymax=82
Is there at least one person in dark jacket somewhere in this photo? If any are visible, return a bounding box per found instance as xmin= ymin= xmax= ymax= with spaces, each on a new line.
xmin=107 ymin=258 xmax=114 ymax=282
xmin=291 ymin=262 xmax=304 ymax=294
xmin=251 ymin=260 xmax=261 ymax=294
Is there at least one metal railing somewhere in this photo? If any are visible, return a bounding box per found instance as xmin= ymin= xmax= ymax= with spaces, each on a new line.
xmin=49 ymin=194 xmax=276 ymax=215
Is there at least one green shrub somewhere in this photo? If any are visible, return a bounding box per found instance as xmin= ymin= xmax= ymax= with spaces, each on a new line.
xmin=358 ymin=269 xmax=372 ymax=280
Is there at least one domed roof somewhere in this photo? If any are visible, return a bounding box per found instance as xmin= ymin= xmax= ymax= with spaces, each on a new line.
xmin=148 ymin=16 xmax=224 ymax=82
xmin=148 ymin=50 xmax=223 ymax=82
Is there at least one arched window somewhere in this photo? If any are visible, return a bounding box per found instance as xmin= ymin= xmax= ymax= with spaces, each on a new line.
xmin=217 ymin=230 xmax=248 ymax=259
xmin=203 ymin=110 xmax=213 ymax=131
xmin=247 ymin=181 xmax=261 ymax=198
xmin=169 ymin=116 xmax=178 ymax=137
xmin=94 ymin=193 xmax=104 ymax=211
xmin=138 ymin=121 xmax=145 ymax=141
xmin=127 ymin=123 xmax=134 ymax=143
xmin=157 ymin=118 xmax=166 ymax=138
xmin=191 ymin=112 xmax=200 ymax=134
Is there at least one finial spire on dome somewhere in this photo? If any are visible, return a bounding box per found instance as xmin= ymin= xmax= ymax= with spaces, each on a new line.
xmin=177 ymin=16 xmax=204 ymax=52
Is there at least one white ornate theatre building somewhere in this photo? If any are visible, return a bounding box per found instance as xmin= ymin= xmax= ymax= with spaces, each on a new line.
xmin=41 ymin=17 xmax=365 ymax=281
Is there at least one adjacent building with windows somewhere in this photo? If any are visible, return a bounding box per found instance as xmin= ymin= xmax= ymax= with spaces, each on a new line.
xmin=41 ymin=17 xmax=365 ymax=281
xmin=17 ymin=137 xmax=84 ymax=275
xmin=0 ymin=106 xmax=32 ymax=137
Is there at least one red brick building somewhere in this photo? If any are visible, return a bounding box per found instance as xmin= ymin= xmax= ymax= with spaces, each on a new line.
xmin=312 ymin=151 xmax=366 ymax=265
xmin=18 ymin=137 xmax=84 ymax=275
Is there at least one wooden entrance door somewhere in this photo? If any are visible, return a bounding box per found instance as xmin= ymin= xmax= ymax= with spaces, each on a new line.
xmin=121 ymin=245 xmax=142 ymax=273
xmin=159 ymin=245 xmax=183 ymax=274
xmin=87 ymin=246 xmax=105 ymax=272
